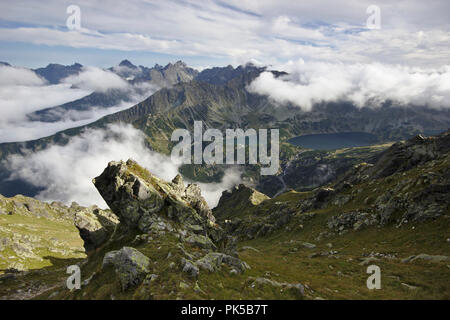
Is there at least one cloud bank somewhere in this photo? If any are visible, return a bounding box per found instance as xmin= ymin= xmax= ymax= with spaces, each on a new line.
xmin=63 ymin=66 xmax=130 ymax=92
xmin=0 ymin=65 xmax=45 ymax=86
xmin=248 ymin=61 xmax=450 ymax=110
xmin=4 ymin=124 xmax=240 ymax=208
xmin=0 ymin=64 xmax=152 ymax=143
xmin=0 ymin=65 xmax=91 ymax=126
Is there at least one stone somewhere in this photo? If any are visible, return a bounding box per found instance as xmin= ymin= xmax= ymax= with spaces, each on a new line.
xmin=102 ymin=246 xmax=151 ymax=291
xmin=179 ymin=281 xmax=190 ymax=289
xmin=359 ymin=257 xmax=380 ymax=266
xmin=185 ymin=234 xmax=217 ymax=250
xmin=195 ymin=252 xmax=250 ymax=274
xmin=301 ymin=242 xmax=316 ymax=249
xmin=248 ymin=277 xmax=304 ymax=298
xmin=401 ymin=283 xmax=418 ymax=290
xmin=401 ymin=254 xmax=450 ymax=263
xmin=181 ymin=258 xmax=199 ymax=278
xmin=74 ymin=208 xmax=119 ymax=251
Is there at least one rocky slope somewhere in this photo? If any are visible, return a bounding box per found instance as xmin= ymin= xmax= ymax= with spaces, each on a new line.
xmin=1 ymin=131 xmax=449 ymax=299
xmin=217 ymin=131 xmax=450 ymax=239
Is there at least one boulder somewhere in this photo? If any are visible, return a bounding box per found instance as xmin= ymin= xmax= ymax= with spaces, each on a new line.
xmin=401 ymin=254 xmax=450 ymax=264
xmin=102 ymin=246 xmax=151 ymax=290
xmin=247 ymin=277 xmax=304 ymax=298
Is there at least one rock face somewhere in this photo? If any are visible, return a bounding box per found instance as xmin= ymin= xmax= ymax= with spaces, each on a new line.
xmin=214 ymin=184 xmax=270 ymax=219
xmin=327 ymin=211 xmax=378 ymax=232
xmin=93 ymin=159 xmax=215 ymax=233
xmin=102 ymin=247 xmax=151 ymax=290
xmin=73 ymin=204 xmax=119 ymax=251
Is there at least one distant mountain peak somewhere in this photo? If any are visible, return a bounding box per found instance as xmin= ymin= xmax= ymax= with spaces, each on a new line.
xmin=119 ymin=59 xmax=137 ymax=69
xmin=163 ymin=60 xmax=188 ymax=70
xmin=0 ymin=61 xmax=11 ymax=66
xmin=34 ymin=62 xmax=83 ymax=84
xmin=174 ymin=60 xmax=187 ymax=67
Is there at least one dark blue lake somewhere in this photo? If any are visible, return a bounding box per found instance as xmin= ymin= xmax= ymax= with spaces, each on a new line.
xmin=288 ymin=132 xmax=379 ymax=150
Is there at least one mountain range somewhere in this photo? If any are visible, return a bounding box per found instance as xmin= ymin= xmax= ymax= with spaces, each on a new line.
xmin=1 ymin=61 xmax=449 ymax=200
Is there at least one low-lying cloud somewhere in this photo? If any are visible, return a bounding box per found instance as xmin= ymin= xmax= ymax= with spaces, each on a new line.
xmin=0 ymin=65 xmax=91 ymax=126
xmin=4 ymin=124 xmax=241 ymax=209
xmin=0 ymin=65 xmax=46 ymax=86
xmin=0 ymin=64 xmax=154 ymax=143
xmin=63 ymin=66 xmax=130 ymax=92
xmin=0 ymin=100 xmax=142 ymax=142
xmin=248 ymin=61 xmax=450 ymax=111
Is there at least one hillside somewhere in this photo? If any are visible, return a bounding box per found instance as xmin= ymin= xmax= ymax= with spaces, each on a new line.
xmin=1 ymin=130 xmax=448 ymax=300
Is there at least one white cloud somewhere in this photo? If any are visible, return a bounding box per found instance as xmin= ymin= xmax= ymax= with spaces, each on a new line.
xmin=0 ymin=1 xmax=448 ymax=67
xmin=248 ymin=61 xmax=450 ymax=110
xmin=4 ymin=124 xmax=240 ymax=208
xmin=0 ymin=65 xmax=45 ymax=86
xmin=4 ymin=124 xmax=180 ymax=207
xmin=196 ymin=168 xmax=243 ymax=208
xmin=0 ymin=63 xmax=155 ymax=143
xmin=63 ymin=66 xmax=129 ymax=92
xmin=0 ymin=99 xmax=143 ymax=143
xmin=0 ymin=82 xmax=91 ymax=126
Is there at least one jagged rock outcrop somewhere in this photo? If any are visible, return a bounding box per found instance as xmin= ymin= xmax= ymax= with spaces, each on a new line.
xmin=87 ymin=159 xmax=250 ymax=293
xmin=93 ymin=159 xmax=215 ymax=233
xmin=368 ymin=132 xmax=450 ymax=179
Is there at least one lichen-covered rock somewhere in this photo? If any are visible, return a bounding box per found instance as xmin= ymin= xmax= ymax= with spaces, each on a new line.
xmin=180 ymin=258 xmax=199 ymax=278
xmin=73 ymin=205 xmax=119 ymax=251
xmin=247 ymin=277 xmax=304 ymax=298
xmin=327 ymin=211 xmax=378 ymax=232
xmin=401 ymin=254 xmax=450 ymax=263
xmin=195 ymin=252 xmax=250 ymax=274
xmin=102 ymin=246 xmax=151 ymax=290
xmin=185 ymin=234 xmax=217 ymax=250
xmin=93 ymin=159 xmax=215 ymax=232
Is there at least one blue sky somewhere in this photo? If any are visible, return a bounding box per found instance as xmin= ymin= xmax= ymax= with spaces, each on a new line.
xmin=0 ymin=41 xmax=227 ymax=69
xmin=0 ymin=0 xmax=449 ymax=68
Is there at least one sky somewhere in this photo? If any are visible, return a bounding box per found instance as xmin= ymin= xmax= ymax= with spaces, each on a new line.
xmin=0 ymin=0 xmax=449 ymax=69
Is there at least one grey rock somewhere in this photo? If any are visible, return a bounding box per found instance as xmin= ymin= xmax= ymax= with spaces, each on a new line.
xmin=102 ymin=246 xmax=151 ymax=290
